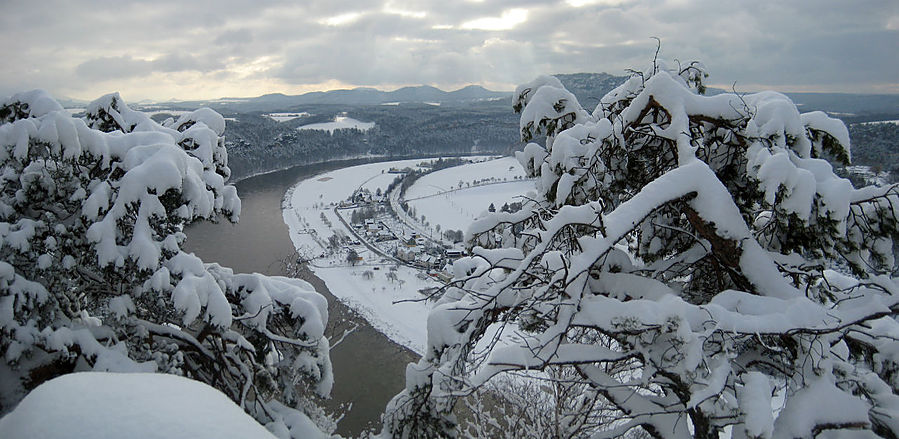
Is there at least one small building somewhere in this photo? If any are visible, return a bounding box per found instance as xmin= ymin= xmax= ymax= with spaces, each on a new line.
xmin=377 ymin=230 xmax=396 ymax=241
xmin=396 ymin=246 xmax=423 ymax=262
xmin=445 ymin=249 xmax=464 ymax=258
xmin=430 ymin=271 xmax=453 ymax=283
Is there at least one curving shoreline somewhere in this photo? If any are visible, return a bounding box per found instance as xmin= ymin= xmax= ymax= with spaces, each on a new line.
xmin=184 ymin=159 xmax=418 ymax=437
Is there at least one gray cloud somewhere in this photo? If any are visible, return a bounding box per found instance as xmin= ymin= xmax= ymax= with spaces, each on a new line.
xmin=75 ymin=54 xmax=224 ymax=81
xmin=0 ymin=0 xmax=896 ymax=100
xmin=214 ymin=29 xmax=254 ymax=46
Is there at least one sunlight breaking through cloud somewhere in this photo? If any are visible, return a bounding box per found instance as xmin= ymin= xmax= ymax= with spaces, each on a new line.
xmin=0 ymin=0 xmax=894 ymax=100
xmin=320 ymin=12 xmax=365 ymax=27
xmin=461 ymin=8 xmax=528 ymax=31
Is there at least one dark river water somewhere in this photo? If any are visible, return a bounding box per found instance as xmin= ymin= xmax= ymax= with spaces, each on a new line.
xmin=183 ymin=159 xmax=418 ymax=437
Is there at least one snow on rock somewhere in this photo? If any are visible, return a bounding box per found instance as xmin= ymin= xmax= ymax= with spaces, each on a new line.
xmin=0 ymin=372 xmax=283 ymax=439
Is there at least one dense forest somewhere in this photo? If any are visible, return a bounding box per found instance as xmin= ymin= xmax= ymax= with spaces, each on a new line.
xmin=210 ymin=73 xmax=899 ymax=181
xmin=222 ymin=102 xmax=519 ymax=179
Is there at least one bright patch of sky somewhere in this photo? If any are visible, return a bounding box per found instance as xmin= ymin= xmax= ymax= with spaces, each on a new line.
xmin=0 ymin=0 xmax=896 ymax=101
xmin=321 ymin=12 xmax=364 ymax=27
xmin=461 ymin=8 xmax=529 ymax=31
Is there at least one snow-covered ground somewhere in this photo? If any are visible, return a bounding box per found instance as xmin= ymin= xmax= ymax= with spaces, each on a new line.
xmin=314 ymin=264 xmax=435 ymax=351
xmin=283 ymin=159 xmax=441 ymax=354
xmin=142 ymin=109 xmax=192 ymax=118
xmin=858 ymin=119 xmax=899 ymax=125
xmin=407 ymin=182 xmax=534 ymax=233
xmin=284 ymin=159 xmax=430 ymax=253
xmin=264 ymin=112 xmax=311 ymax=122
xmin=404 ymin=156 xmax=534 ymax=233
xmin=297 ymin=116 xmax=375 ymax=133
xmin=0 ymin=372 xmax=314 ymax=439
xmin=844 ymin=165 xmax=891 ymax=186
xmin=282 ymin=156 xmax=536 ymax=354
xmin=405 ymin=156 xmax=525 ymax=198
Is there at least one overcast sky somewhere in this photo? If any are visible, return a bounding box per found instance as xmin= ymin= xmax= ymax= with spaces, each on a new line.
xmin=1 ymin=0 xmax=896 ymax=102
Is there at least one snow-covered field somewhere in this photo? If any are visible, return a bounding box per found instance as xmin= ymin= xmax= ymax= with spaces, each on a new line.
xmin=405 ymin=156 xmax=525 ymax=198
xmin=297 ymin=116 xmax=375 ymax=133
xmin=404 ymin=156 xmax=534 ymax=233
xmin=314 ymin=265 xmax=435 ymax=351
xmin=282 ymin=156 xmax=536 ymax=354
xmin=283 ymin=159 xmax=439 ymax=354
xmin=137 ymin=109 xmax=192 ymax=118
xmin=858 ymin=119 xmax=899 ymax=125
xmin=845 ymin=165 xmax=891 ymax=186
xmin=264 ymin=112 xmax=310 ymax=122
xmin=407 ymin=182 xmax=534 ymax=233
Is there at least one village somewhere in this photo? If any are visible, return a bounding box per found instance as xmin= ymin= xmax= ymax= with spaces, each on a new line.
xmin=332 ymin=165 xmax=465 ymax=285
xmin=280 ymin=156 xmax=531 ymax=353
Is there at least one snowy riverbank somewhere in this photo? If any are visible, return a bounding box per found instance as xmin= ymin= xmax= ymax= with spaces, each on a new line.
xmin=281 ymin=156 xmax=534 ymax=354
xmin=281 ymin=159 xmax=439 ymax=354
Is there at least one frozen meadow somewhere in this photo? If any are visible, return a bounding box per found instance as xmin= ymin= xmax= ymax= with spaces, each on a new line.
xmin=404 ymin=156 xmax=532 ymax=233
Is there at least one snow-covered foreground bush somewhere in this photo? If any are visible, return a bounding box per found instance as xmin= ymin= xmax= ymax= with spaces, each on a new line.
xmin=382 ymin=61 xmax=899 ymax=438
xmin=0 ymin=91 xmax=332 ymax=437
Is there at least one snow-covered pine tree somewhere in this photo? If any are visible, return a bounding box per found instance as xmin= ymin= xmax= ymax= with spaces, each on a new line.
xmin=382 ymin=61 xmax=899 ymax=438
xmin=0 ymin=91 xmax=333 ymax=437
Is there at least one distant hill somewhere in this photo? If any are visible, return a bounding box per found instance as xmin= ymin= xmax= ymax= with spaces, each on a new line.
xmin=781 ymin=93 xmax=899 ymax=122
xmin=553 ymin=72 xmax=629 ymax=109
xmin=153 ymin=85 xmax=510 ymax=113
xmin=138 ymin=73 xmax=897 ymax=121
xmin=127 ymin=72 xmax=897 ymax=181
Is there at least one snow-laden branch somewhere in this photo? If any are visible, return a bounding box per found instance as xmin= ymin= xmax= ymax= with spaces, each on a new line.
xmin=0 ymin=91 xmax=334 ymax=437
xmin=382 ymin=59 xmax=899 ymax=439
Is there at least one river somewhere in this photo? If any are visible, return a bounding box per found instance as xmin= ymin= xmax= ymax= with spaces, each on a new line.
xmin=183 ymin=159 xmax=418 ymax=437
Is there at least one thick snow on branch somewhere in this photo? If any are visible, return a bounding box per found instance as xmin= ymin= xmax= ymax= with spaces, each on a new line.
xmin=383 ymin=62 xmax=899 ymax=439
xmin=0 ymin=91 xmax=333 ymax=438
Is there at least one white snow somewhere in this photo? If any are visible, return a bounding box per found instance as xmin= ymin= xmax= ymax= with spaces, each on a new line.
xmin=264 ymin=112 xmax=311 ymax=122
xmin=141 ymin=109 xmax=191 ymax=118
xmin=282 ymin=159 xmax=444 ymax=354
xmin=408 ymin=182 xmax=533 ymax=233
xmin=405 ymin=157 xmax=526 ymax=199
xmin=404 ymin=157 xmax=533 ymax=232
xmin=0 ymin=372 xmax=291 ymax=439
xmin=313 ymin=265 xmax=434 ymax=353
xmin=297 ymin=116 xmax=374 ymax=133
xmin=280 ymin=157 xmax=538 ymax=354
